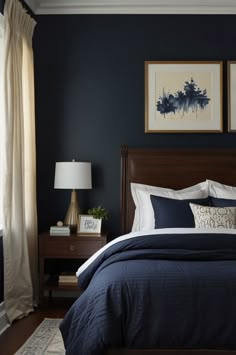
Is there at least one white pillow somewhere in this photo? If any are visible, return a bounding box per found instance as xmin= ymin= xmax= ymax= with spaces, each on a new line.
xmin=190 ymin=203 xmax=236 ymax=229
xmin=207 ymin=179 xmax=236 ymax=199
xmin=131 ymin=181 xmax=208 ymax=232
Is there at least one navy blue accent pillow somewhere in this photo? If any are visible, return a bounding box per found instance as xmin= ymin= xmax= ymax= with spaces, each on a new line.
xmin=210 ymin=196 xmax=236 ymax=207
xmin=150 ymin=195 xmax=210 ymax=229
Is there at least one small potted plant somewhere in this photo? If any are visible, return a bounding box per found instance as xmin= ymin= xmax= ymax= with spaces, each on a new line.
xmin=87 ymin=206 xmax=108 ymax=221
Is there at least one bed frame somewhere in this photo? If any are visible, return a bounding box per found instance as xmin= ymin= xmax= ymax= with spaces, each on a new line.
xmin=107 ymin=145 xmax=236 ymax=355
xmin=120 ymin=145 xmax=236 ymax=235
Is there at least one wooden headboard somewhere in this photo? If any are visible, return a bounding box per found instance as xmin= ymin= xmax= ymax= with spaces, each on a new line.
xmin=120 ymin=145 xmax=236 ymax=235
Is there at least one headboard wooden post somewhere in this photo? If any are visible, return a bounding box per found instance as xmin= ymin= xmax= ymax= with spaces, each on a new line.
xmin=120 ymin=145 xmax=128 ymax=235
xmin=120 ymin=146 xmax=236 ymax=235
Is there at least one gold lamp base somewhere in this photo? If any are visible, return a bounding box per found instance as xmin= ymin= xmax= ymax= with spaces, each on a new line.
xmin=64 ymin=189 xmax=79 ymax=233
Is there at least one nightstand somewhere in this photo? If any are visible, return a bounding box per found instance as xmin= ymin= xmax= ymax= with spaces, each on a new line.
xmin=39 ymin=232 xmax=107 ymax=302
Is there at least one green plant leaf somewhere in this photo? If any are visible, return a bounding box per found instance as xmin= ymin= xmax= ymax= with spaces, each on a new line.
xmin=87 ymin=206 xmax=108 ymax=220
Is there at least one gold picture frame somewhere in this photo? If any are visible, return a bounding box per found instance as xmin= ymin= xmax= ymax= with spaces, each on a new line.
xmin=77 ymin=214 xmax=102 ymax=235
xmin=227 ymin=61 xmax=236 ymax=132
xmin=144 ymin=61 xmax=223 ymax=133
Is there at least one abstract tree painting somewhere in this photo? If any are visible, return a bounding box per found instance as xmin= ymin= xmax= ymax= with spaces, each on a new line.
xmin=156 ymin=78 xmax=210 ymax=118
xmin=145 ymin=61 xmax=223 ymax=133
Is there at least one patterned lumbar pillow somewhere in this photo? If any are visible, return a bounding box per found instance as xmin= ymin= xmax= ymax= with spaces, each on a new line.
xmin=189 ymin=203 xmax=236 ymax=229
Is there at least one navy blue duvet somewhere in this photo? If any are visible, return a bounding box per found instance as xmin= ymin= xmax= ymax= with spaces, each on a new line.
xmin=60 ymin=232 xmax=236 ymax=354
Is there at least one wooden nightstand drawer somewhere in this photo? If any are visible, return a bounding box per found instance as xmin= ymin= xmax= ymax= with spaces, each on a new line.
xmin=39 ymin=232 xmax=107 ymax=302
xmin=40 ymin=235 xmax=106 ymax=258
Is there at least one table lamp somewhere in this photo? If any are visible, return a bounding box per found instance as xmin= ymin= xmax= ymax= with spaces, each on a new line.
xmin=54 ymin=160 xmax=92 ymax=232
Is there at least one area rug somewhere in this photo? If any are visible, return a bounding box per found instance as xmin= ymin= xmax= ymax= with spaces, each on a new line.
xmin=15 ymin=318 xmax=65 ymax=355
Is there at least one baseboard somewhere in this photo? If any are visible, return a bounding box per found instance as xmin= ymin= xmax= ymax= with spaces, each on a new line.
xmin=0 ymin=302 xmax=10 ymax=335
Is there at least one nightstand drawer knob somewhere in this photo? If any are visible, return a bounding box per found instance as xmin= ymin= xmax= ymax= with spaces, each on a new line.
xmin=69 ymin=244 xmax=76 ymax=252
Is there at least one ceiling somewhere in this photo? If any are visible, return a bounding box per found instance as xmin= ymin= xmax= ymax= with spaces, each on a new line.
xmin=24 ymin=0 xmax=236 ymax=15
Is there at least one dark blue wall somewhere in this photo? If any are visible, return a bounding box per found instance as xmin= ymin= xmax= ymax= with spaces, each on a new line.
xmin=0 ymin=0 xmax=4 ymax=13
xmin=34 ymin=15 xmax=236 ymax=239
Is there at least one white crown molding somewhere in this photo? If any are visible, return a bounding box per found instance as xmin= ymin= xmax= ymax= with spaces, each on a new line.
xmin=24 ymin=0 xmax=236 ymax=15
xmin=24 ymin=0 xmax=40 ymax=13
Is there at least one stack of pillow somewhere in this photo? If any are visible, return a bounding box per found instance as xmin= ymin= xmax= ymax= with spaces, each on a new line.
xmin=131 ymin=180 xmax=236 ymax=232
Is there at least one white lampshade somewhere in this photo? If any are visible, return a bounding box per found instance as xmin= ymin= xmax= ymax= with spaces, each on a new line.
xmin=54 ymin=161 xmax=92 ymax=190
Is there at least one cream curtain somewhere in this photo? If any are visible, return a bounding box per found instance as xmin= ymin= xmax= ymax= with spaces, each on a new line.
xmin=0 ymin=15 xmax=4 ymax=231
xmin=1 ymin=0 xmax=38 ymax=323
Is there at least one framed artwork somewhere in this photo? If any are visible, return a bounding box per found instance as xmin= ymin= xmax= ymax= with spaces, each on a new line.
xmin=228 ymin=61 xmax=236 ymax=132
xmin=77 ymin=215 xmax=102 ymax=235
xmin=144 ymin=61 xmax=223 ymax=133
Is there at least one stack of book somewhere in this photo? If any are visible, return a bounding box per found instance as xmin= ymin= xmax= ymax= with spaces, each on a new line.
xmin=50 ymin=226 xmax=70 ymax=236
xmin=58 ymin=273 xmax=78 ymax=286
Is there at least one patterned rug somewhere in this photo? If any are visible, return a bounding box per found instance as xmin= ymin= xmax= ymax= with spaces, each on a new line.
xmin=15 ymin=318 xmax=65 ymax=355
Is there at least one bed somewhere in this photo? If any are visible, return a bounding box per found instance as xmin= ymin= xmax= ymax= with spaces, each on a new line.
xmin=60 ymin=146 xmax=236 ymax=355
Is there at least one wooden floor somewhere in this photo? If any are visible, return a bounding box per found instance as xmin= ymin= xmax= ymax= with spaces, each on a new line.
xmin=0 ymin=298 xmax=75 ymax=355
